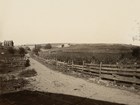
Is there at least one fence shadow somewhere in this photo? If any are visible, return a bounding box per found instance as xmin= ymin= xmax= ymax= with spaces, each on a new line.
xmin=0 ymin=90 xmax=125 ymax=105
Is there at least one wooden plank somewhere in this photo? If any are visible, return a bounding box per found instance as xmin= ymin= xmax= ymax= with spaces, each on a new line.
xmin=76 ymin=66 xmax=140 ymax=77
xmin=101 ymin=74 xmax=140 ymax=84
xmin=72 ymin=65 xmax=140 ymax=84
xmin=83 ymin=69 xmax=99 ymax=74
xmin=85 ymin=63 xmax=140 ymax=68
xmin=76 ymin=69 xmax=99 ymax=76
xmin=85 ymin=63 xmax=99 ymax=67
xmin=100 ymin=70 xmax=140 ymax=77
xmin=69 ymin=66 xmax=99 ymax=74
xmin=67 ymin=64 xmax=140 ymax=79
xmin=73 ymin=64 xmax=83 ymax=68
xmin=89 ymin=66 xmax=140 ymax=72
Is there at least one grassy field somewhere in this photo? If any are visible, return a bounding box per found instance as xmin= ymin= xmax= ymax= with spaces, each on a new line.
xmin=38 ymin=44 xmax=140 ymax=64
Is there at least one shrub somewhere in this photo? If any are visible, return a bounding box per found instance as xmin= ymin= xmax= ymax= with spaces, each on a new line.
xmin=19 ymin=69 xmax=37 ymax=77
xmin=8 ymin=47 xmax=16 ymax=55
xmin=25 ymin=47 xmax=31 ymax=51
xmin=32 ymin=48 xmax=40 ymax=55
xmin=131 ymin=47 xmax=140 ymax=58
xmin=35 ymin=45 xmax=42 ymax=50
xmin=25 ymin=59 xmax=30 ymax=67
xmin=44 ymin=44 xmax=52 ymax=49
xmin=61 ymin=44 xmax=64 ymax=48
xmin=18 ymin=47 xmax=26 ymax=57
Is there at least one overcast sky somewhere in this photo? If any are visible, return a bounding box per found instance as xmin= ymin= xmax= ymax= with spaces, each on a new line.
xmin=0 ymin=0 xmax=140 ymax=45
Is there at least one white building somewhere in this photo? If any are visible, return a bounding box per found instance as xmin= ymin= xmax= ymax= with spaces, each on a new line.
xmin=4 ymin=40 xmax=14 ymax=47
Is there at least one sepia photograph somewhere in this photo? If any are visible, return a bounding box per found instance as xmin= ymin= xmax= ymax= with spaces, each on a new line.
xmin=0 ymin=0 xmax=140 ymax=105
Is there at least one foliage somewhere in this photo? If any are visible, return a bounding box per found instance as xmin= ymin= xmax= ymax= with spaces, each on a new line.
xmin=25 ymin=46 xmax=31 ymax=51
xmin=44 ymin=44 xmax=52 ymax=49
xmin=39 ymin=51 xmax=123 ymax=64
xmin=32 ymin=45 xmax=42 ymax=55
xmin=18 ymin=47 xmax=26 ymax=57
xmin=39 ymin=44 xmax=140 ymax=64
xmin=7 ymin=47 xmax=16 ymax=55
xmin=32 ymin=48 xmax=40 ymax=55
xmin=25 ymin=59 xmax=30 ymax=67
xmin=19 ymin=69 xmax=37 ymax=77
xmin=35 ymin=45 xmax=42 ymax=50
xmin=131 ymin=47 xmax=140 ymax=58
xmin=61 ymin=44 xmax=64 ymax=48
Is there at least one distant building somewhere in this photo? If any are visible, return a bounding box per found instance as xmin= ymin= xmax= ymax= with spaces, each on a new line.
xmin=4 ymin=40 xmax=14 ymax=47
xmin=62 ymin=43 xmax=70 ymax=48
xmin=55 ymin=43 xmax=71 ymax=48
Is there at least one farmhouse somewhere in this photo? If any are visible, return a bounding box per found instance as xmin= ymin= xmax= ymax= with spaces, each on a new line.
xmin=4 ymin=40 xmax=14 ymax=47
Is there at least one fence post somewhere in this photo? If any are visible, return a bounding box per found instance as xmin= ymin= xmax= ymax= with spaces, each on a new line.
xmin=82 ymin=61 xmax=85 ymax=71
xmin=55 ymin=58 xmax=57 ymax=66
xmin=67 ymin=61 xmax=69 ymax=71
xmin=132 ymin=62 xmax=137 ymax=88
xmin=0 ymin=77 xmax=2 ymax=95
xmin=99 ymin=62 xmax=102 ymax=79
xmin=72 ymin=60 xmax=74 ymax=70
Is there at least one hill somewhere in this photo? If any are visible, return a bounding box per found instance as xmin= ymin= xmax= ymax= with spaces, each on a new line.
xmin=38 ymin=44 xmax=140 ymax=64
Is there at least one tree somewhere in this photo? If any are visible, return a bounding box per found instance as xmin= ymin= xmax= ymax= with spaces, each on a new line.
xmin=44 ymin=44 xmax=52 ymax=49
xmin=35 ymin=45 xmax=41 ymax=50
xmin=25 ymin=59 xmax=30 ymax=67
xmin=61 ymin=44 xmax=64 ymax=48
xmin=32 ymin=45 xmax=41 ymax=55
xmin=18 ymin=47 xmax=26 ymax=57
xmin=32 ymin=48 xmax=40 ymax=55
xmin=8 ymin=47 xmax=16 ymax=55
xmin=132 ymin=47 xmax=140 ymax=58
xmin=25 ymin=46 xmax=31 ymax=51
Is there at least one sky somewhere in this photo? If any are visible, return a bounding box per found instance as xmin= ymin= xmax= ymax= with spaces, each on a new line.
xmin=0 ymin=0 xmax=140 ymax=45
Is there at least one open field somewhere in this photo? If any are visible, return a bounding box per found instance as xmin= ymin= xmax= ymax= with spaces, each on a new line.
xmin=39 ymin=44 xmax=140 ymax=64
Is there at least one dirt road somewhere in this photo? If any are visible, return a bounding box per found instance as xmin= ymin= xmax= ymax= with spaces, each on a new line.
xmin=29 ymin=58 xmax=140 ymax=105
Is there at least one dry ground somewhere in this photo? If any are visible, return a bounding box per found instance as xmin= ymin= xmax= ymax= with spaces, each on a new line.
xmin=29 ymin=58 xmax=140 ymax=105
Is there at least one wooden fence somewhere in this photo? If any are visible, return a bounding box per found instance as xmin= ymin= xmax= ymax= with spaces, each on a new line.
xmin=0 ymin=56 xmax=26 ymax=73
xmin=68 ymin=63 xmax=140 ymax=85
xmin=32 ymin=54 xmax=140 ymax=88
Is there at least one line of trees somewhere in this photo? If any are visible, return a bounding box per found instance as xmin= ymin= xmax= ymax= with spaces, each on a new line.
xmin=32 ymin=44 xmax=52 ymax=55
xmin=8 ymin=47 xmax=27 ymax=57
